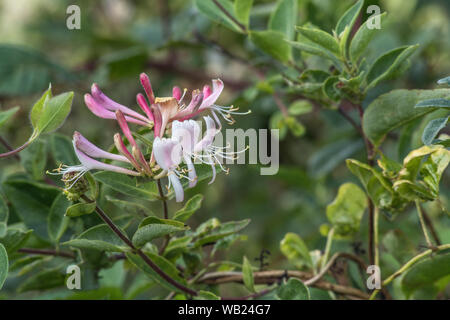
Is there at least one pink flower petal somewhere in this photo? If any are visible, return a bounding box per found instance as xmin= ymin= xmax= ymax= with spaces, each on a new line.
xmin=172 ymin=86 xmax=182 ymax=101
xmin=140 ymin=73 xmax=155 ymax=104
xmin=136 ymin=93 xmax=154 ymax=121
xmin=73 ymin=131 xmax=128 ymax=163
xmin=91 ymin=84 xmax=149 ymax=123
xmin=85 ymin=94 xmax=148 ymax=126
xmin=199 ymin=79 xmax=224 ymax=109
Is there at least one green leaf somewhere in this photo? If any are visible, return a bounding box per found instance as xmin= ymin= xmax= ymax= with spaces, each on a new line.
xmin=365 ymin=45 xmax=418 ymax=90
xmin=0 ymin=106 xmax=19 ymax=129
xmin=0 ymin=228 xmax=32 ymax=254
xmin=295 ymin=27 xmax=340 ymax=56
xmin=194 ymin=219 xmax=250 ymax=247
xmin=335 ymin=0 xmax=364 ymax=36
xmin=94 ymin=171 xmax=159 ymax=200
xmin=3 ymin=180 xmax=60 ymax=240
xmin=62 ymin=224 xmax=128 ymax=252
xmin=242 ymin=256 xmax=255 ymax=292
xmin=195 ymin=0 xmax=244 ymax=33
xmin=132 ymin=217 xmax=188 ymax=248
xmin=285 ymin=117 xmax=305 ymax=137
xmin=48 ymin=194 xmax=71 ymax=243
xmin=288 ymin=100 xmax=313 ymax=116
xmin=195 ymin=290 xmax=221 ymax=300
xmin=250 ymin=30 xmax=292 ymax=63
xmin=173 ymin=194 xmax=204 ymax=222
xmin=234 ymin=0 xmax=253 ymax=28
xmin=20 ymin=139 xmax=47 ymax=180
xmin=125 ymin=251 xmax=189 ymax=293
xmin=346 ymin=159 xmax=402 ymax=212
xmin=35 ymin=91 xmax=74 ymax=134
xmin=289 ymin=39 xmax=342 ymax=69
xmin=280 ymin=232 xmax=312 ymax=269
xmin=421 ymin=117 xmax=449 ymax=145
xmin=363 ymin=89 xmax=450 ymax=146
xmin=402 ymin=253 xmax=450 ymax=299
xmin=65 ymin=201 xmax=96 ymax=217
xmin=350 ymin=12 xmax=387 ymax=62
xmin=269 ymin=0 xmax=297 ymax=40
xmin=419 ymin=147 xmax=450 ymax=198
xmin=326 ymin=183 xmax=367 ymax=237
xmin=0 ymin=243 xmax=8 ymax=290
xmin=30 ymin=85 xmax=52 ymax=128
xmin=50 ymin=133 xmax=78 ymax=166
xmin=415 ymin=98 xmax=450 ymax=109
xmin=322 ymin=76 xmax=341 ymax=101
xmin=276 ymin=278 xmax=310 ymax=300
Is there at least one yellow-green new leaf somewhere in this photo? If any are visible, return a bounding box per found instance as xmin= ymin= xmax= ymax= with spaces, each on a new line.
xmin=242 ymin=256 xmax=255 ymax=293
xmin=326 ymin=183 xmax=367 ymax=237
xmin=36 ymin=91 xmax=73 ymax=134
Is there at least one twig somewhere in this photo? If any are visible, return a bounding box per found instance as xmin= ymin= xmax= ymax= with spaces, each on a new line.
xmin=415 ymin=200 xmax=434 ymax=249
xmin=0 ymin=136 xmax=20 ymax=160
xmin=198 ymin=270 xmax=369 ymax=299
xmin=18 ymin=248 xmax=76 ymax=259
xmin=420 ymin=206 xmax=442 ymax=245
xmin=81 ymin=195 xmax=197 ymax=297
xmin=0 ymin=140 xmax=30 ymax=158
xmin=369 ymin=244 xmax=450 ymax=300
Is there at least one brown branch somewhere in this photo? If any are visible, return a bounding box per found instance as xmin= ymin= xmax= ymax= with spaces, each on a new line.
xmin=0 ymin=136 xmax=20 ymax=161
xmin=18 ymin=248 xmax=76 ymax=259
xmin=197 ymin=270 xmax=369 ymax=299
xmin=420 ymin=206 xmax=442 ymax=246
xmin=157 ymin=179 xmax=170 ymax=255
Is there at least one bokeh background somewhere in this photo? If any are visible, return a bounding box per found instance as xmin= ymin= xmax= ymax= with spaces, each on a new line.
xmin=0 ymin=0 xmax=449 ymax=299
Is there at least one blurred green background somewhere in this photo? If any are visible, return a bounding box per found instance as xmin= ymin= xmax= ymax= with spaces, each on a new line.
xmin=0 ymin=0 xmax=449 ymax=298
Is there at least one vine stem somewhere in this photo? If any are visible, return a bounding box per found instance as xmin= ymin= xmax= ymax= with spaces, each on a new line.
xmin=320 ymin=227 xmax=335 ymax=272
xmin=81 ymin=195 xmax=197 ymax=297
xmin=415 ymin=200 xmax=433 ymax=248
xmin=157 ymin=179 xmax=170 ymax=255
xmin=369 ymin=244 xmax=450 ymax=300
xmin=0 ymin=140 xmax=30 ymax=158
xmin=374 ymin=206 xmax=380 ymax=267
xmin=18 ymin=248 xmax=76 ymax=259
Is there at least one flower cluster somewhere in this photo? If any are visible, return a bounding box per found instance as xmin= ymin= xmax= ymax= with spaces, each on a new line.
xmin=55 ymin=73 xmax=249 ymax=202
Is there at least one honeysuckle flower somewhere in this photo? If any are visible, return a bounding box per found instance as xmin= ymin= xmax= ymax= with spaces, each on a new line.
xmin=171 ymin=116 xmax=246 ymax=187
xmin=51 ymin=132 xmax=139 ymax=190
xmin=115 ymin=110 xmax=152 ymax=175
xmin=84 ymin=84 xmax=151 ymax=126
xmin=152 ymin=137 xmax=186 ymax=202
xmin=138 ymin=73 xmax=249 ymax=134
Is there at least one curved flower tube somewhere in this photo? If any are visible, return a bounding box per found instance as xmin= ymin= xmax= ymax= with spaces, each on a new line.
xmin=52 ymin=132 xmax=140 ymax=190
